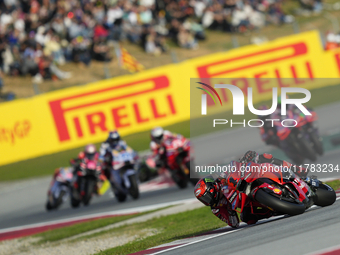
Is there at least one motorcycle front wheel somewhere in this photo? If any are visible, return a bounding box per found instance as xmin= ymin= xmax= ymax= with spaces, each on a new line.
xmin=297 ymin=135 xmax=317 ymax=162
xmin=186 ymin=161 xmax=199 ymax=186
xmin=309 ymin=130 xmax=324 ymax=156
xmin=313 ymin=183 xmax=336 ymax=207
xmin=70 ymin=187 xmax=81 ymax=208
xmin=255 ymin=189 xmax=305 ymax=216
xmin=128 ymin=174 xmax=140 ymax=199
xmin=171 ymin=170 xmax=188 ymax=189
xmin=83 ymin=177 xmax=96 ymax=206
xmin=45 ymin=201 xmax=54 ymax=211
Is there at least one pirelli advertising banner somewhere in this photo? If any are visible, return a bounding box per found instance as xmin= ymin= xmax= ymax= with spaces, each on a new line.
xmin=2 ymin=30 xmax=340 ymax=166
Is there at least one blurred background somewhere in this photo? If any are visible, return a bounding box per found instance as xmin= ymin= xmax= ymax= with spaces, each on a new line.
xmin=1 ymin=0 xmax=340 ymax=254
xmin=1 ymin=0 xmax=340 ymax=98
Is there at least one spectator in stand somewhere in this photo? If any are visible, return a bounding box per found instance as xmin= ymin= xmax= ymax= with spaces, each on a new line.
xmin=91 ymin=36 xmax=112 ymax=61
xmin=325 ymin=33 xmax=339 ymax=51
xmin=71 ymin=35 xmax=91 ymax=66
xmin=0 ymin=0 xmax=304 ymax=84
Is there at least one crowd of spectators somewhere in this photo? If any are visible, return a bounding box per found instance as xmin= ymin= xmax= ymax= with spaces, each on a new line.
xmin=0 ymin=0 xmax=310 ymax=81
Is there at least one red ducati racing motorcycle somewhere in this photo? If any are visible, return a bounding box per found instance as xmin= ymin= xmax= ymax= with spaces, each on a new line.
xmin=164 ymin=137 xmax=199 ymax=188
xmin=220 ymin=161 xmax=336 ymax=218
xmin=70 ymin=157 xmax=103 ymax=208
xmin=275 ymin=110 xmax=323 ymax=164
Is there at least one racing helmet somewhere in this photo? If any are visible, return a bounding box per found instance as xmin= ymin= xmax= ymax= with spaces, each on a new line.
xmin=84 ymin=144 xmax=96 ymax=160
xmin=150 ymin=127 xmax=164 ymax=144
xmin=108 ymin=130 xmax=121 ymax=147
xmin=194 ymin=177 xmax=219 ymax=206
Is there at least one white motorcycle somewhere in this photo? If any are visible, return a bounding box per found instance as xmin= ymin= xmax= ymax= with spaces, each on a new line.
xmin=110 ymin=146 xmax=140 ymax=202
xmin=46 ymin=167 xmax=73 ymax=211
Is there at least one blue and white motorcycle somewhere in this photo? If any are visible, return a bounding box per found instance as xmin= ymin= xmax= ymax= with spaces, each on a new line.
xmin=46 ymin=167 xmax=73 ymax=210
xmin=110 ymin=146 xmax=140 ymax=202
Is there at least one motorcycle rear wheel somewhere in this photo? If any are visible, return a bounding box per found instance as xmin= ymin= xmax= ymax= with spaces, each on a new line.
xmin=128 ymin=175 xmax=140 ymax=199
xmin=297 ymin=136 xmax=317 ymax=162
xmin=70 ymin=187 xmax=81 ymax=208
xmin=314 ymin=183 xmax=336 ymax=207
xmin=45 ymin=201 xmax=54 ymax=211
xmin=115 ymin=192 xmax=127 ymax=202
xmin=171 ymin=170 xmax=188 ymax=189
xmin=309 ymin=131 xmax=324 ymax=156
xmin=185 ymin=161 xmax=200 ymax=186
xmin=83 ymin=178 xmax=95 ymax=206
xmin=138 ymin=163 xmax=152 ymax=183
xmin=71 ymin=197 xmax=81 ymax=208
xmin=255 ymin=189 xmax=305 ymax=216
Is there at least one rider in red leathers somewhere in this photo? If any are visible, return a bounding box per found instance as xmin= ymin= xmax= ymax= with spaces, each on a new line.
xmin=70 ymin=144 xmax=106 ymax=193
xmin=149 ymin=127 xmax=185 ymax=169
xmin=70 ymin=144 xmax=97 ymax=169
xmin=194 ymin=151 xmax=308 ymax=227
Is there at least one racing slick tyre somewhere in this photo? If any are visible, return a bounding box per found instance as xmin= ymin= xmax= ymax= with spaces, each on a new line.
xmin=83 ymin=178 xmax=95 ymax=206
xmin=171 ymin=171 xmax=188 ymax=189
xmin=313 ymin=183 xmax=336 ymax=207
xmin=45 ymin=201 xmax=54 ymax=211
xmin=55 ymin=190 xmax=66 ymax=209
xmin=298 ymin=136 xmax=317 ymax=162
xmin=309 ymin=131 xmax=324 ymax=156
xmin=138 ymin=163 xmax=151 ymax=183
xmin=71 ymin=197 xmax=81 ymax=208
xmin=115 ymin=192 xmax=127 ymax=202
xmin=128 ymin=174 xmax=140 ymax=199
xmin=176 ymin=179 xmax=188 ymax=189
xmin=185 ymin=161 xmax=199 ymax=186
xmin=255 ymin=189 xmax=305 ymax=216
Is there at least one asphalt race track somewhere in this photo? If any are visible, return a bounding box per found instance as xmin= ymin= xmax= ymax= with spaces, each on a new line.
xmin=158 ymin=199 xmax=340 ymax=255
xmin=1 ymin=102 xmax=340 ymax=253
xmin=0 ymin=179 xmax=194 ymax=230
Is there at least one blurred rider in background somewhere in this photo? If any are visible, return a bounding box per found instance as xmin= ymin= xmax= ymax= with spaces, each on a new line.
xmin=70 ymin=144 xmax=98 ymax=170
xmin=99 ymin=130 xmax=138 ymax=177
xmin=69 ymin=143 xmax=107 ymax=193
xmin=194 ymin=150 xmax=308 ymax=227
xmin=150 ymin=126 xmax=185 ymax=169
xmin=99 ymin=130 xmax=127 ymax=159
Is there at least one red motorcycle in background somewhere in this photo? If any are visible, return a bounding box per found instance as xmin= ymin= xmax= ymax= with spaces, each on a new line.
xmin=275 ymin=109 xmax=323 ymax=164
xmin=70 ymin=156 xmax=105 ymax=208
xmin=259 ymin=106 xmax=324 ymax=165
xmin=137 ymin=154 xmax=159 ymax=183
xmin=219 ymin=161 xmax=336 ymax=219
xmin=164 ymin=137 xmax=198 ymax=188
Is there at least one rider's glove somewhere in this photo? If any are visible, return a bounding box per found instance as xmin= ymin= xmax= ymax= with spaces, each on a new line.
xmin=239 ymin=150 xmax=258 ymax=164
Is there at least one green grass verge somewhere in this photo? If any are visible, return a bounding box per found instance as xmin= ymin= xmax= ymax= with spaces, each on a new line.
xmin=94 ymin=206 xmax=225 ymax=255
xmin=325 ymin=179 xmax=340 ymax=191
xmin=34 ymin=207 xmax=170 ymax=244
xmin=35 ymin=214 xmax=140 ymax=243
xmin=31 ymin=178 xmax=338 ymax=251
xmin=1 ymin=83 xmax=340 ymax=181
xmin=95 ymin=180 xmax=339 ymax=255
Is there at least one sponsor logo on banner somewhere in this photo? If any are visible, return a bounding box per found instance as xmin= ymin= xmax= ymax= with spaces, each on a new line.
xmin=196 ymin=42 xmax=313 ymax=86
xmin=1 ymin=30 xmax=340 ymax=166
xmin=49 ymin=76 xmax=176 ymax=142
xmin=0 ymin=120 xmax=31 ymax=144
